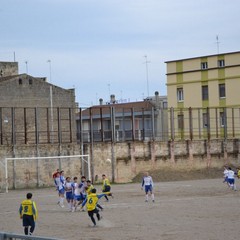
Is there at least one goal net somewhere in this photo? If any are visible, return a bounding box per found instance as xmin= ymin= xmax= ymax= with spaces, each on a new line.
xmin=1 ymin=155 xmax=90 ymax=193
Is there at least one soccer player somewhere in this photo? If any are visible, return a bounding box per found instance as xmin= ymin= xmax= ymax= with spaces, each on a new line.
xmin=102 ymin=174 xmax=113 ymax=202
xmin=81 ymin=188 xmax=105 ymax=227
xmin=72 ymin=177 xmax=81 ymax=212
xmin=79 ymin=176 xmax=87 ymax=203
xmin=52 ymin=169 xmax=60 ymax=179
xmin=64 ymin=177 xmax=74 ymax=211
xmin=227 ymin=167 xmax=237 ymax=191
xmin=86 ymin=180 xmax=103 ymax=211
xmin=223 ymin=166 xmax=229 ymax=184
xmin=141 ymin=172 xmax=155 ymax=202
xmin=19 ymin=193 xmax=38 ymax=236
xmin=54 ymin=171 xmax=65 ymax=207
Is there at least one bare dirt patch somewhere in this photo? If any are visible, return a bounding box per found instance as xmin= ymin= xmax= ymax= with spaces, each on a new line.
xmin=0 ymin=178 xmax=240 ymax=240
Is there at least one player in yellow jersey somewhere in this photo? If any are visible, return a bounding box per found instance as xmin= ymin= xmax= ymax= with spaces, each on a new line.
xmin=102 ymin=174 xmax=113 ymax=201
xmin=86 ymin=180 xmax=103 ymax=211
xmin=81 ymin=188 xmax=105 ymax=226
xmin=19 ymin=193 xmax=38 ymax=235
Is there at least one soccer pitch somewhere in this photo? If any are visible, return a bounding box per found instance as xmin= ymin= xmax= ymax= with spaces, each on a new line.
xmin=0 ymin=179 xmax=239 ymax=240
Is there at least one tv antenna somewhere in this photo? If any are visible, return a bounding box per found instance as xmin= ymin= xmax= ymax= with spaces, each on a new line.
xmin=216 ymin=35 xmax=220 ymax=54
xmin=143 ymin=55 xmax=151 ymax=97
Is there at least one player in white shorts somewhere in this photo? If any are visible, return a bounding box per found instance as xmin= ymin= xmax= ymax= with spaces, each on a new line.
xmin=141 ymin=172 xmax=155 ymax=202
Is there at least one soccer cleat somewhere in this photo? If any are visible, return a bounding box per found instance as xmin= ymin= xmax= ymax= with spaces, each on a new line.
xmin=145 ymin=200 xmax=148 ymax=202
xmin=152 ymin=200 xmax=155 ymax=203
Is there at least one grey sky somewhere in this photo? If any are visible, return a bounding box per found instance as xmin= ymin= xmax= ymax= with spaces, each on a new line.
xmin=1 ymin=0 xmax=239 ymax=106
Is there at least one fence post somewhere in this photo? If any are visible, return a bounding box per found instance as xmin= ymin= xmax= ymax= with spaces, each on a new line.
xmin=110 ymin=106 xmax=116 ymax=183
xmin=131 ymin=108 xmax=135 ymax=141
xmin=151 ymin=107 xmax=155 ymax=141
xmin=207 ymin=107 xmax=210 ymax=140
xmin=189 ymin=107 xmax=193 ymax=141
xmin=170 ymin=107 xmax=175 ymax=140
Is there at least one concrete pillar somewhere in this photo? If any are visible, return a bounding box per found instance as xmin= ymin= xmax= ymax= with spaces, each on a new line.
xmin=188 ymin=140 xmax=194 ymax=164
xmin=130 ymin=142 xmax=136 ymax=175
xmin=206 ymin=140 xmax=211 ymax=168
xmin=170 ymin=140 xmax=175 ymax=164
xmin=151 ymin=141 xmax=156 ymax=169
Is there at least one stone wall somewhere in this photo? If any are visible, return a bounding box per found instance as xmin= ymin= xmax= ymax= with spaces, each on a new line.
xmin=0 ymin=62 xmax=18 ymax=77
xmin=87 ymin=139 xmax=240 ymax=183
xmin=0 ymin=139 xmax=240 ymax=190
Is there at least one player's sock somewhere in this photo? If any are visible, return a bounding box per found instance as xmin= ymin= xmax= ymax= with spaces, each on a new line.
xmin=67 ymin=202 xmax=71 ymax=210
xmin=24 ymin=227 xmax=28 ymax=235
xmin=151 ymin=193 xmax=155 ymax=201
xmin=145 ymin=194 xmax=149 ymax=202
xmin=60 ymin=197 xmax=64 ymax=207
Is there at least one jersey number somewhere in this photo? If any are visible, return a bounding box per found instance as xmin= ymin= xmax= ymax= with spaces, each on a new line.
xmin=88 ymin=198 xmax=93 ymax=204
xmin=24 ymin=206 xmax=28 ymax=213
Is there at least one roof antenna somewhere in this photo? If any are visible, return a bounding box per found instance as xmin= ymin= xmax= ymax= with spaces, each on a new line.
xmin=216 ymin=35 xmax=220 ymax=54
xmin=143 ymin=55 xmax=151 ymax=97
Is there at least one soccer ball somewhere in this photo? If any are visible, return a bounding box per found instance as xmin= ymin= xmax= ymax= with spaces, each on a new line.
xmin=106 ymin=158 xmax=111 ymax=164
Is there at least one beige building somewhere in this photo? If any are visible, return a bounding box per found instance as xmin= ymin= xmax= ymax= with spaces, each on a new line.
xmin=165 ymin=51 xmax=240 ymax=139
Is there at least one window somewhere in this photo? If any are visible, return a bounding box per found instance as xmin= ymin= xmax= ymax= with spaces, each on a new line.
xmin=29 ymin=78 xmax=32 ymax=85
xmin=202 ymin=113 xmax=208 ymax=128
xmin=202 ymin=86 xmax=208 ymax=100
xmin=218 ymin=60 xmax=225 ymax=68
xmin=220 ymin=112 xmax=225 ymax=127
xmin=201 ymin=62 xmax=208 ymax=70
xmin=177 ymin=88 xmax=184 ymax=102
xmin=178 ymin=114 xmax=184 ymax=129
xmin=219 ymin=84 xmax=226 ymax=98
xmin=18 ymin=78 xmax=22 ymax=85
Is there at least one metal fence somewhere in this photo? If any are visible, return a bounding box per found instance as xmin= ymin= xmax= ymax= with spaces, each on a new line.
xmin=1 ymin=106 xmax=240 ymax=145
xmin=77 ymin=106 xmax=240 ymax=143
xmin=0 ymin=232 xmax=60 ymax=240
xmin=0 ymin=107 xmax=75 ymax=145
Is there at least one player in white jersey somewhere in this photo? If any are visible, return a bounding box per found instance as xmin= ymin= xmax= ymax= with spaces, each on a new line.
xmin=79 ymin=176 xmax=87 ymax=203
xmin=223 ymin=166 xmax=229 ymax=184
xmin=227 ymin=167 xmax=236 ymax=191
xmin=64 ymin=177 xmax=74 ymax=211
xmin=54 ymin=171 xmax=65 ymax=207
xmin=72 ymin=177 xmax=81 ymax=212
xmin=141 ymin=172 xmax=155 ymax=202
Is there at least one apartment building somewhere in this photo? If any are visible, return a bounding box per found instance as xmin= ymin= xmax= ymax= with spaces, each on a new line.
xmin=165 ymin=51 xmax=240 ymax=139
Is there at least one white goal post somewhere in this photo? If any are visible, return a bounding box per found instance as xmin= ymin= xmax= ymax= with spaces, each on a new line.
xmin=3 ymin=154 xmax=90 ymax=193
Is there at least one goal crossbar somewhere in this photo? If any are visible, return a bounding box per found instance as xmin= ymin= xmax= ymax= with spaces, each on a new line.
xmin=3 ymin=155 xmax=90 ymax=193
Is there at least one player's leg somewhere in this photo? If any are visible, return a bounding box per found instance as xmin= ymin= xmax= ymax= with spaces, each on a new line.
xmin=150 ymin=190 xmax=155 ymax=202
xmin=29 ymin=216 xmax=35 ymax=235
xmin=59 ymin=190 xmax=65 ymax=207
xmin=88 ymin=210 xmax=96 ymax=226
xmin=95 ymin=209 xmax=101 ymax=221
xmin=145 ymin=186 xmax=149 ymax=202
xmin=22 ymin=215 xmax=29 ymax=235
xmin=24 ymin=227 xmax=28 ymax=235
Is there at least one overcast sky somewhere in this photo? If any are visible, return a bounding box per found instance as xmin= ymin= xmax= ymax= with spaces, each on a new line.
xmin=1 ymin=0 xmax=240 ymax=107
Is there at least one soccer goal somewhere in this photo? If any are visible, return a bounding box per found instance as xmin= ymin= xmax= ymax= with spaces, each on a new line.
xmin=1 ymin=154 xmax=90 ymax=193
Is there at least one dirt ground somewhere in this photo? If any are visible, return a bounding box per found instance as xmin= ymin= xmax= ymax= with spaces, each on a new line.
xmin=0 ymin=178 xmax=240 ymax=240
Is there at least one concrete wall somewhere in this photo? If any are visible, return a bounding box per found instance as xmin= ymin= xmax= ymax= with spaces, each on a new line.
xmin=1 ymin=139 xmax=240 ymax=190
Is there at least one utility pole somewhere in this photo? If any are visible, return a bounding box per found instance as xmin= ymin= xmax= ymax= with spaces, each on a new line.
xmin=47 ymin=60 xmax=54 ymax=143
xmin=25 ymin=61 xmax=28 ymax=74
